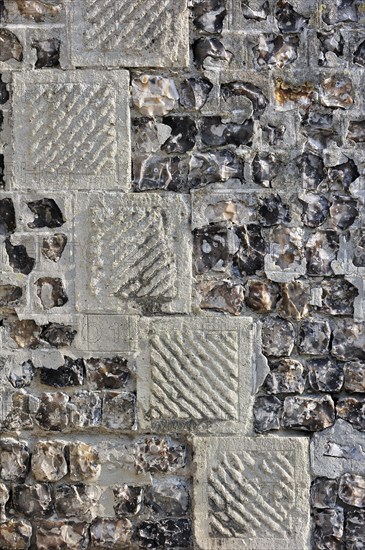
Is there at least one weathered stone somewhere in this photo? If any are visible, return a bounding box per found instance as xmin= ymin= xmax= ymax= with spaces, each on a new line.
xmin=41 ymin=233 xmax=67 ymax=262
xmin=55 ymin=483 xmax=101 ymax=519
xmin=276 ymin=281 xmax=310 ymax=320
xmin=201 ymin=116 xmax=254 ymax=147
xmin=36 ymin=277 xmax=68 ymax=310
xmin=32 ymin=441 xmax=67 ymax=482
xmin=344 ymin=362 xmax=365 ymax=393
xmin=322 ymin=0 xmax=358 ymax=25
xmin=90 ymin=518 xmax=133 ymax=549
xmin=193 ymin=224 xmax=233 ymax=274
xmin=311 ymin=478 xmax=339 ymax=509
xmin=85 ymin=357 xmax=130 ymax=390
xmin=245 ymin=280 xmax=279 ymax=313
xmin=252 ymin=152 xmax=280 ymax=187
xmin=327 ymin=158 xmax=359 ymax=191
xmin=179 ymin=77 xmax=213 ymax=110
xmin=242 ymin=1 xmax=269 ymax=20
xmin=301 ymin=194 xmax=330 ymax=228
xmin=275 ymin=1 xmax=308 ymax=32
xmin=132 ymin=76 xmax=178 ymax=117
xmin=257 ymin=194 xmax=290 ymax=226
xmin=4 ymin=358 xmax=31 ymax=388
xmin=9 ymin=319 xmax=40 ymax=349
xmin=0 ymin=439 xmax=29 ymax=482
xmin=345 ymin=509 xmax=365 ymax=549
xmin=200 ymin=280 xmax=245 ymax=315
xmin=69 ymin=390 xmax=102 ymax=428
xmin=192 ymin=0 xmax=227 ymax=33
xmin=193 ymin=37 xmax=231 ymax=68
xmin=322 ymin=279 xmax=357 ymax=316
xmin=354 ymin=39 xmax=365 ymax=66
xmin=221 ymin=81 xmax=268 ymax=114
xmin=339 ymin=474 xmax=365 ymax=508
xmin=300 ymin=152 xmax=325 ymax=189
xmin=0 ymin=28 xmax=22 ymax=61
xmin=332 ymin=321 xmax=365 ymax=361
xmin=347 ymin=120 xmax=365 ymax=143
xmin=4 ymin=391 xmax=36 ymax=430
xmin=14 ymin=0 xmax=62 ymax=21
xmin=32 ymin=38 xmax=60 ymax=69
xmin=102 ymin=391 xmax=136 ymax=430
xmin=298 ymin=319 xmax=331 ymax=355
xmin=134 ymin=437 xmax=186 ymax=474
xmin=261 ymin=316 xmax=295 ymax=356
xmin=5 ymin=238 xmax=35 ymax=275
xmin=35 ymin=392 xmax=69 ymax=431
xmin=253 ymin=395 xmax=282 ymax=432
xmin=161 ymin=115 xmax=197 ymax=154
xmin=0 ymin=519 xmax=32 ymax=550
xmin=40 ymin=357 xmax=84 ymax=388
xmin=330 ymin=194 xmax=358 ymax=230
xmin=308 ymin=358 xmax=344 ymax=393
xmin=27 ymin=198 xmax=65 ymax=228
xmin=313 ymin=508 xmax=344 ymax=548
xmin=320 ymin=75 xmax=353 ymax=109
xmin=234 ymin=224 xmax=266 ymax=276
xmin=282 ymin=395 xmax=335 ymax=431
xmin=306 ymin=230 xmax=339 ymax=276
xmin=133 ymin=154 xmax=187 ymax=192
xmin=0 ymin=284 xmax=23 ymax=306
xmin=13 ymin=483 xmax=53 ymax=518
xmin=40 ymin=323 xmax=77 ymax=347
xmin=133 ymin=118 xmax=171 ymax=154
xmin=69 ymin=442 xmax=100 ymax=481
xmin=114 ymin=485 xmax=144 ymax=516
xmin=264 ymin=358 xmax=305 ymax=394
xmin=268 ymin=226 xmax=303 ymax=271
xmin=256 ymin=34 xmax=299 ymax=68
xmin=275 ymin=79 xmax=314 ymax=109
xmin=145 ymin=478 xmax=189 ymax=516
xmin=302 ymin=110 xmax=340 ymax=151
xmin=337 ymin=397 xmax=365 ymax=431
xmin=35 ymin=520 xmax=89 ymax=550
xmin=318 ymin=29 xmax=344 ymax=67
xmin=137 ymin=518 xmax=191 ymax=548
xmin=0 ymin=197 xmax=16 ymax=235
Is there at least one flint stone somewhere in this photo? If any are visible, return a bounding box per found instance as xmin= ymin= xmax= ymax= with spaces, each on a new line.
xmin=258 ymin=194 xmax=290 ymax=226
xmin=330 ymin=195 xmax=358 ymax=230
xmin=137 ymin=518 xmax=191 ymax=549
xmin=255 ymin=34 xmax=299 ymax=69
xmin=311 ymin=420 xmax=365 ymax=478
xmin=27 ymin=198 xmax=65 ymax=229
xmin=327 ymin=159 xmax=359 ymax=191
xmin=102 ymin=391 xmax=136 ymax=430
xmin=300 ymin=152 xmax=325 ymax=189
xmin=134 ymin=437 xmax=186 ymax=474
xmin=55 ymin=483 xmax=101 ymax=519
xmin=311 ymin=477 xmax=339 ymax=509
xmin=282 ymin=395 xmax=335 ymax=431
xmin=252 ymin=152 xmax=280 ymax=187
xmin=35 ymin=520 xmax=89 ymax=550
xmin=69 ymin=442 xmax=100 ymax=481
xmin=339 ymin=474 xmax=365 ymax=508
xmin=12 ymin=483 xmax=53 ymax=518
xmin=9 ymin=319 xmax=40 ymax=349
xmin=261 ymin=316 xmax=295 ymax=357
xmin=268 ymin=225 xmax=303 ymax=271
xmin=35 ymin=392 xmax=69 ymax=431
xmin=3 ymin=391 xmax=37 ymax=430
xmin=306 ymin=231 xmax=339 ymax=276
xmin=32 ymin=441 xmax=67 ymax=482
xmin=0 ymin=197 xmax=16 ymax=235
xmin=69 ymin=390 xmax=102 ymax=428
xmin=313 ymin=508 xmax=344 ymax=548
xmin=320 ymin=75 xmax=353 ymax=109
xmin=0 ymin=519 xmax=32 ymax=550
xmin=133 ymin=154 xmax=187 ymax=192
xmin=234 ymin=224 xmax=266 ymax=276
xmin=322 ymin=279 xmax=357 ymax=316
xmin=200 ymin=280 xmax=245 ymax=316
xmin=0 ymin=284 xmax=22 ymax=306
xmin=337 ymin=397 xmax=365 ymax=431
xmin=308 ymin=358 xmax=344 ymax=393
xmin=200 ymin=116 xmax=254 ymax=147
xmin=253 ymin=395 xmax=282 ymax=432
xmin=348 ymin=120 xmax=365 ymax=143
xmin=90 ymin=518 xmax=133 ymax=549
xmin=5 ymin=238 xmax=35 ymax=275
xmin=189 ymin=149 xmax=244 ymax=187
xmin=193 ymin=224 xmax=233 ymax=274
xmin=162 ymin=116 xmax=197 ymax=154
xmin=318 ymin=29 xmax=344 ymax=67
xmin=8 ymin=359 xmax=35 ymax=388
xmin=298 ymin=319 xmax=331 ymax=355
xmin=242 ymin=1 xmax=269 ymax=20
xmin=32 ymin=38 xmax=60 ymax=69
xmin=132 ymin=76 xmax=178 ymax=117
xmin=276 ymin=281 xmax=310 ymax=320
xmin=40 ymin=357 xmax=84 ymax=387
xmin=114 ymin=485 xmax=144 ymax=516
xmin=301 ymin=194 xmax=330 ymax=228
xmin=145 ymin=478 xmax=189 ymax=516
xmin=345 ymin=510 xmax=365 ymax=549
xmin=0 ymin=439 xmax=29 ymax=482
xmin=192 ymin=0 xmax=227 ymax=33
xmin=264 ymin=358 xmax=305 ymax=394
xmin=344 ymin=362 xmax=365 ymax=393
xmin=179 ymin=77 xmax=213 ymax=110
xmin=40 ymin=323 xmax=77 ymax=347
xmin=193 ymin=37 xmax=231 ymax=68
xmin=0 ymin=28 xmax=22 ymax=61
xmin=245 ymin=280 xmax=279 ymax=313
xmin=332 ymin=321 xmax=365 ymax=361
xmin=275 ymin=1 xmax=308 ymax=33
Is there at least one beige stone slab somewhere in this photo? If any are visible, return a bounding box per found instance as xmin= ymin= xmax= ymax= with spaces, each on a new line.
xmin=11 ymin=70 xmax=130 ymax=190
xmin=75 ymin=192 xmax=192 ymax=314
xmin=77 ymin=315 xmax=138 ymax=353
xmin=68 ymin=0 xmax=189 ymax=68
xmin=193 ymin=436 xmax=311 ymax=550
xmin=137 ymin=316 xmax=254 ymax=433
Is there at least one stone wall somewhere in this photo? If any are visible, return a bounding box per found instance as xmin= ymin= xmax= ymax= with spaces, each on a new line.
xmin=0 ymin=0 xmax=365 ymax=548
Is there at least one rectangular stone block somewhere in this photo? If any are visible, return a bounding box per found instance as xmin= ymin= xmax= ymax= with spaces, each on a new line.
xmin=75 ymin=193 xmax=191 ymax=314
xmin=68 ymin=0 xmax=189 ymax=68
xmin=11 ymin=70 xmax=130 ymax=190
xmin=137 ymin=317 xmax=254 ymax=432
xmin=193 ymin=436 xmax=310 ymax=550
xmin=78 ymin=315 xmax=138 ymax=352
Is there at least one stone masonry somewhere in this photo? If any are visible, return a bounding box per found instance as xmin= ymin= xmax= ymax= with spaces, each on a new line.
xmin=0 ymin=0 xmax=365 ymax=548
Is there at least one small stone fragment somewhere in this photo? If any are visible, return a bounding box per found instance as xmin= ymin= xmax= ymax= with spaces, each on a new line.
xmin=27 ymin=198 xmax=65 ymax=228
xmin=0 ymin=284 xmax=22 ymax=306
xmin=322 ymin=279 xmax=357 ymax=316
xmin=221 ymin=81 xmax=268 ymax=114
xmin=261 ymin=316 xmax=295 ymax=357
xmin=132 ymin=76 xmax=178 ymax=117
xmin=330 ymin=194 xmax=358 ymax=229
xmin=32 ymin=440 xmax=67 ymax=482
xmin=0 ymin=519 xmax=32 ymax=550
xmin=193 ymin=224 xmax=233 ymax=274
xmin=308 ymin=358 xmax=344 ymax=393
xmin=275 ymin=79 xmax=314 ymax=108
xmin=320 ymin=75 xmax=353 ymax=109
xmin=179 ymin=77 xmax=212 ymax=110
xmin=201 ymin=116 xmax=254 ymax=147
xmin=264 ymin=358 xmax=305 ymax=394
xmin=269 ymin=226 xmax=303 ymax=271
xmin=345 ymin=509 xmax=365 ymax=549
xmin=69 ymin=390 xmax=102 ymax=428
xmin=327 ymin=158 xmax=359 ymax=191
xmin=245 ymin=280 xmax=279 ymax=313
xmin=242 ymin=1 xmax=269 ymax=20
xmin=300 ymin=152 xmax=325 ymax=189
xmin=55 ymin=484 xmax=100 ymax=519
xmin=337 ymin=397 xmax=365 ymax=431
xmin=15 ymin=0 xmax=62 ymax=21
xmin=13 ymin=483 xmax=53 ymax=518
xmin=41 ymin=233 xmax=67 ymax=262
xmin=200 ymin=280 xmax=244 ymax=316
xmin=282 ymin=395 xmax=335 ymax=431
xmin=256 ymin=34 xmax=299 ymax=68
xmin=258 ymin=194 xmax=290 ymax=226
xmin=348 ymin=120 xmax=365 ymax=143
xmin=114 ymin=485 xmax=144 ymax=517
xmin=311 ymin=477 xmax=339 ymax=509
xmin=354 ymin=39 xmax=365 ymax=66
xmin=0 ymin=197 xmax=16 ymax=235
xmin=301 ymin=194 xmax=330 ymax=228
xmin=276 ymin=281 xmax=310 ymax=320
xmin=134 ymin=436 xmax=186 ymax=474
xmin=298 ymin=319 xmax=331 ymax=355
xmin=85 ymin=356 xmax=130 ymax=390
xmin=7 ymin=360 xmax=34 ymax=389
xmin=339 ymin=473 xmax=365 ymax=508
xmin=36 ymin=277 xmax=68 ymax=309
xmin=306 ymin=230 xmax=339 ymax=276
xmin=193 ymin=37 xmax=231 ymax=68
xmin=5 ymin=238 xmax=35 ymax=275
xmin=32 ymin=38 xmax=60 ymax=68
xmin=344 ymin=362 xmax=365 ymax=393
xmin=145 ymin=478 xmax=189 ymax=516
xmin=189 ymin=149 xmax=243 ymax=187
xmin=35 ymin=392 xmax=69 ymax=431
xmin=253 ymin=395 xmax=282 ymax=432
xmin=102 ymin=391 xmax=136 ymax=430
xmin=252 ymin=152 xmax=279 ymax=187
xmin=40 ymin=357 xmax=84 ymax=388
xmin=3 ymin=391 xmax=36 ymax=430
xmin=318 ymin=29 xmax=344 ymax=66
xmin=234 ymin=224 xmax=266 ymax=275
xmin=275 ymin=1 xmax=308 ymax=33
xmin=192 ymin=0 xmax=227 ymax=33
xmin=0 ymin=29 xmax=22 ymax=61
xmin=10 ymin=319 xmax=40 ymax=349
xmin=133 ymin=154 xmax=187 ymax=192
xmin=40 ymin=323 xmax=77 ymax=347
xmin=69 ymin=442 xmax=100 ymax=481
xmin=137 ymin=518 xmax=191 ymax=548
xmin=162 ymin=116 xmax=197 ymax=153
xmin=90 ymin=518 xmax=133 ymax=549
xmin=0 ymin=438 xmax=29 ymax=481
xmin=332 ymin=321 xmax=365 ymax=361
xmin=35 ymin=520 xmax=89 ymax=550
xmin=313 ymin=508 xmax=344 ymax=548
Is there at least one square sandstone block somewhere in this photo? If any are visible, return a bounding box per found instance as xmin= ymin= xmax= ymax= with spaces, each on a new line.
xmin=193 ymin=436 xmax=310 ymax=550
xmin=137 ymin=316 xmax=254 ymax=433
xmin=11 ymin=70 xmax=130 ymax=190
xmin=68 ymin=0 xmax=189 ymax=68
xmin=75 ymin=192 xmax=191 ymax=314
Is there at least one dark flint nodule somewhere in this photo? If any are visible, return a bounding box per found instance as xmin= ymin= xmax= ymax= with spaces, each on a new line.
xmin=245 ymin=280 xmax=279 ymax=313
xmin=32 ymin=38 xmax=60 ymax=69
xmin=337 ymin=397 xmax=365 ymax=431
xmin=298 ymin=319 xmax=331 ymax=355
xmin=189 ymin=149 xmax=244 ymax=187
xmin=242 ymin=1 xmax=269 ymax=21
xmin=252 ymin=153 xmax=279 ymax=187
xmin=36 ymin=277 xmax=68 ymax=309
xmin=313 ymin=508 xmax=344 ymax=547
xmin=201 ymin=116 xmax=254 ymax=147
xmin=354 ymin=39 xmax=365 ymax=66
xmin=193 ymin=37 xmax=229 ymax=68
xmin=275 ymin=1 xmax=308 ymax=33
xmin=200 ymin=280 xmax=244 ymax=316
xmin=162 ymin=116 xmax=197 ymax=154
xmin=253 ymin=395 xmax=282 ymax=433
xmin=322 ymin=279 xmax=357 ymax=316
xmin=86 ymin=356 xmax=130 ymax=389
xmin=307 ymin=358 xmax=344 ymax=393
xmin=0 ymin=197 xmax=16 ymax=235
xmin=192 ymin=0 xmax=227 ymax=33
xmin=40 ymin=323 xmax=77 ymax=347
xmin=221 ymin=81 xmax=268 ymax=114
xmin=193 ymin=224 xmax=232 ymax=274
xmin=317 ymin=30 xmax=344 ymax=66
xmin=327 ymin=158 xmax=359 ymax=191
xmin=348 ymin=120 xmax=365 ymax=143
xmin=301 ymin=194 xmax=330 ymax=228
xmin=264 ymin=358 xmax=305 ymax=395
xmin=234 ymin=224 xmax=266 ymax=276
xmin=133 ymin=155 xmax=187 ymax=192
xmin=311 ymin=478 xmax=339 ymax=509
xmin=261 ymin=316 xmax=295 ymax=357
xmin=0 ymin=29 xmax=23 ymax=62
xmin=179 ymin=77 xmax=212 ymax=110
xmin=0 ymin=284 xmax=22 ymax=306
xmin=42 ymin=233 xmax=67 ymax=262
xmin=306 ymin=230 xmax=339 ymax=276
xmin=300 ymin=152 xmax=325 ymax=189
xmin=5 ymin=238 xmax=35 ymax=275
xmin=40 ymin=356 xmax=84 ymax=388
xmin=27 ymin=198 xmax=65 ymax=228
xmin=256 ymin=34 xmax=299 ymax=69
xmin=282 ymin=395 xmax=336 ymax=431
xmin=345 ymin=509 xmax=365 ymax=548
xmin=258 ymin=194 xmax=290 ymax=226
xmin=137 ymin=518 xmax=191 ymax=549
xmin=330 ymin=194 xmax=358 ymax=230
